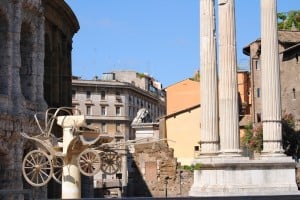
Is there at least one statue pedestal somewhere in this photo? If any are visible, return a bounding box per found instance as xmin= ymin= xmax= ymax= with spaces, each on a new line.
xmin=189 ymin=156 xmax=299 ymax=197
xmin=57 ymin=115 xmax=86 ymax=199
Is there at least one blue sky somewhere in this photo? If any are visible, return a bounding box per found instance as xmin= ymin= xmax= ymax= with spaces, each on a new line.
xmin=65 ymin=0 xmax=300 ymax=87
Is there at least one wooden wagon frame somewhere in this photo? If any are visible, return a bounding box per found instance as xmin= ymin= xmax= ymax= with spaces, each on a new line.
xmin=21 ymin=107 xmax=122 ymax=187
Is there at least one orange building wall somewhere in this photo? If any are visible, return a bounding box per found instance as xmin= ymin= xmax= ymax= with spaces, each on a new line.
xmin=166 ymin=79 xmax=200 ymax=115
xmin=237 ymin=71 xmax=251 ymax=115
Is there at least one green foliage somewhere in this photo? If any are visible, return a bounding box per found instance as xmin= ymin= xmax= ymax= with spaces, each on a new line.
xmin=241 ymin=113 xmax=300 ymax=159
xmin=194 ymin=163 xmax=202 ymax=170
xmin=282 ymin=113 xmax=300 ymax=158
xmin=277 ymin=10 xmax=300 ymax=30
xmin=136 ymin=72 xmax=146 ymax=79
xmin=241 ymin=122 xmax=263 ymax=153
xmin=180 ymin=163 xmax=201 ymax=172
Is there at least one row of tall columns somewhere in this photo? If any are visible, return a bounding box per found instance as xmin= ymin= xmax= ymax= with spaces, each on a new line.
xmin=199 ymin=0 xmax=283 ymax=156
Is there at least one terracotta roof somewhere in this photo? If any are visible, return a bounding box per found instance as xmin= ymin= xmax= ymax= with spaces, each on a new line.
xmin=278 ymin=31 xmax=300 ymax=43
xmin=243 ymin=31 xmax=300 ymax=56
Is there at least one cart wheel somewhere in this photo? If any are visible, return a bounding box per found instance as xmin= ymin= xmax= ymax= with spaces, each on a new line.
xmin=77 ymin=149 xmax=101 ymax=176
xmin=101 ymin=151 xmax=121 ymax=175
xmin=52 ymin=156 xmax=63 ymax=184
xmin=22 ymin=150 xmax=53 ymax=187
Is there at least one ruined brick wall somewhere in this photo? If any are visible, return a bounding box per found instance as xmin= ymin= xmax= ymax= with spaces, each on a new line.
xmin=0 ymin=113 xmax=47 ymax=200
xmin=0 ymin=0 xmax=47 ymax=115
xmin=128 ymin=142 xmax=193 ymax=197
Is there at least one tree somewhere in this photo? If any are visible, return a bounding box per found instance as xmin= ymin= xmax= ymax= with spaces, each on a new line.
xmin=241 ymin=113 xmax=300 ymax=160
xmin=282 ymin=113 xmax=300 ymax=159
xmin=241 ymin=122 xmax=263 ymax=153
xmin=278 ymin=10 xmax=300 ymax=31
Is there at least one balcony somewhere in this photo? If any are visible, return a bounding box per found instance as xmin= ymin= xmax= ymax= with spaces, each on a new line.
xmin=115 ymin=131 xmax=124 ymax=138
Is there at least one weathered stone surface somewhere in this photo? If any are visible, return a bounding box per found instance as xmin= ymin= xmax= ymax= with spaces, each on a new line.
xmin=0 ymin=0 xmax=78 ymax=199
xmin=128 ymin=142 xmax=193 ymax=197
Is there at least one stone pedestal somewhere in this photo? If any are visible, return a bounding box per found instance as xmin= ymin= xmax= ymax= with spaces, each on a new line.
xmin=189 ymin=156 xmax=298 ymax=196
xmin=57 ymin=115 xmax=86 ymax=199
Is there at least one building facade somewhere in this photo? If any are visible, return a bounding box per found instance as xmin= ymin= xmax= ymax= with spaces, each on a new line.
xmin=165 ymin=79 xmax=200 ymax=115
xmin=243 ymin=30 xmax=300 ymax=128
xmin=164 ymin=72 xmax=252 ymax=165
xmin=72 ymin=71 xmax=166 ymax=197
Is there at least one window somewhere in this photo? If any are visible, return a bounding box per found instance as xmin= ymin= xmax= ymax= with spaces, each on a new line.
xmin=116 ymin=123 xmax=121 ymax=133
xmin=293 ymin=88 xmax=296 ymax=100
xmin=256 ymin=113 xmax=261 ymax=122
xmin=255 ymin=60 xmax=260 ymax=70
xmin=86 ymin=91 xmax=91 ymax=99
xmin=86 ymin=105 xmax=91 ymax=115
xmin=101 ymin=91 xmax=106 ymax=100
xmin=257 ymin=88 xmax=260 ymax=98
xmin=101 ymin=106 xmax=106 ymax=116
xmin=116 ymin=91 xmax=122 ymax=102
xmin=72 ymin=90 xmax=76 ymax=99
xmin=116 ymin=106 xmax=121 ymax=116
xmin=129 ymin=106 xmax=132 ymax=116
xmin=101 ymin=123 xmax=107 ymax=133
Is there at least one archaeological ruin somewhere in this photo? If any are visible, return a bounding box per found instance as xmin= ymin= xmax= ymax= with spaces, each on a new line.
xmin=190 ymin=0 xmax=298 ymax=196
xmin=0 ymin=0 xmax=79 ymax=199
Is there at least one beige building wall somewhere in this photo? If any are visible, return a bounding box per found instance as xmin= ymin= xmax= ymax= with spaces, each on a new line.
xmin=164 ymin=73 xmax=252 ymax=164
xmin=166 ymin=79 xmax=200 ymax=115
xmin=166 ymin=105 xmax=200 ymax=166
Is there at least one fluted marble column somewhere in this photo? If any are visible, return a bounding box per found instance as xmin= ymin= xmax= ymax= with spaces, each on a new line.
xmin=218 ymin=0 xmax=240 ymax=154
xmin=199 ymin=0 xmax=219 ymax=155
xmin=261 ymin=0 xmax=283 ymax=154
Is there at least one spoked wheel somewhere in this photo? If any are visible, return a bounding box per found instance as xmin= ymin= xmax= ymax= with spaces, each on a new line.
xmin=77 ymin=149 xmax=101 ymax=176
xmin=22 ymin=150 xmax=53 ymax=187
xmin=100 ymin=151 xmax=121 ymax=175
xmin=52 ymin=156 xmax=63 ymax=184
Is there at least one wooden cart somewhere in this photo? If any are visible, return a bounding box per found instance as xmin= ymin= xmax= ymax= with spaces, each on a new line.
xmin=21 ymin=107 xmax=121 ymax=187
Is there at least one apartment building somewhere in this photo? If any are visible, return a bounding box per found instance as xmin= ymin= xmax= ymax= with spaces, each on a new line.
xmin=243 ymin=30 xmax=300 ymax=128
xmin=72 ymin=70 xmax=165 ymax=197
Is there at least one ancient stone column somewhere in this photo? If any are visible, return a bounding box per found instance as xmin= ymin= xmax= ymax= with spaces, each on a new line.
xmin=35 ymin=15 xmax=48 ymax=111
xmin=218 ymin=0 xmax=240 ymax=154
xmin=261 ymin=0 xmax=283 ymax=153
xmin=199 ymin=0 xmax=219 ymax=154
xmin=10 ymin=1 xmax=24 ymax=114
